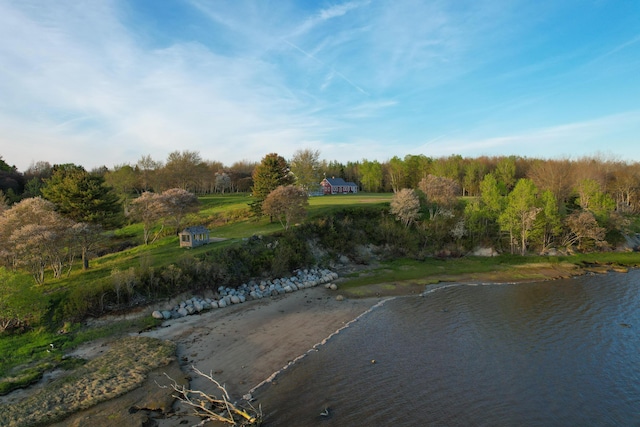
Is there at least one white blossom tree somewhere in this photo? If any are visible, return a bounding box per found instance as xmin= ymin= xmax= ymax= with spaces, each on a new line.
xmin=390 ymin=188 xmax=420 ymax=227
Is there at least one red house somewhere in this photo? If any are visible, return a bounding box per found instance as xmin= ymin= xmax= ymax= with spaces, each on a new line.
xmin=320 ymin=177 xmax=358 ymax=194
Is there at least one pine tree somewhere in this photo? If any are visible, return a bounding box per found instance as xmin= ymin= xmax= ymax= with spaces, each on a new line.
xmin=250 ymin=154 xmax=293 ymax=217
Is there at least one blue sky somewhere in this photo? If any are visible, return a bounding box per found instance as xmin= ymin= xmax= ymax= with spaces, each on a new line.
xmin=1 ymin=0 xmax=639 ymax=172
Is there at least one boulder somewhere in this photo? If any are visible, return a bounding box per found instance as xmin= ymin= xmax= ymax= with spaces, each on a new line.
xmin=152 ymin=310 xmax=164 ymax=320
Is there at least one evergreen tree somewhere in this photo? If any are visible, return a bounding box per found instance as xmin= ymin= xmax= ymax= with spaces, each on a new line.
xmin=41 ymin=164 xmax=123 ymax=228
xmin=250 ymin=153 xmax=293 ymax=217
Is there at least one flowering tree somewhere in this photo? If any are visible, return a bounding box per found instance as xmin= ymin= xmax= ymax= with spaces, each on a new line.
xmin=390 ymin=188 xmax=420 ymax=227
xmin=128 ymin=192 xmax=167 ymax=244
xmin=0 ymin=197 xmax=74 ymax=284
xmin=159 ymin=188 xmax=200 ymax=234
xmin=418 ymin=174 xmax=460 ymax=219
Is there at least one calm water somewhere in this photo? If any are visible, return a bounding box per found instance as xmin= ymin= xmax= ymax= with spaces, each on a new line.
xmin=254 ymin=271 xmax=640 ymax=426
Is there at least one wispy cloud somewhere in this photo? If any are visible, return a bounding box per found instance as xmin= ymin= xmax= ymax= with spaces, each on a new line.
xmin=423 ymin=111 xmax=640 ymax=159
xmin=1 ymin=1 xmax=639 ymax=171
xmin=291 ymin=1 xmax=369 ymax=37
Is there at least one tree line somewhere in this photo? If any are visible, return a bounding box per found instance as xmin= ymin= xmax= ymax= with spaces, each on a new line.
xmin=2 ymin=151 xmax=640 ymax=212
xmin=1 ymin=150 xmax=640 ymax=284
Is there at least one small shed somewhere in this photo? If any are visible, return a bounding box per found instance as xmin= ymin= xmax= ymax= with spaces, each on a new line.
xmin=179 ymin=226 xmax=210 ymax=248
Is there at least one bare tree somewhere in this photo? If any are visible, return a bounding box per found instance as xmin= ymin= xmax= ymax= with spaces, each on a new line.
xmin=215 ymin=172 xmax=232 ymax=194
xmin=161 ymin=150 xmax=207 ymax=191
xmin=563 ymin=210 xmax=607 ymax=251
xmin=527 ymin=158 xmax=573 ymax=205
xmin=136 ymin=154 xmax=163 ymax=192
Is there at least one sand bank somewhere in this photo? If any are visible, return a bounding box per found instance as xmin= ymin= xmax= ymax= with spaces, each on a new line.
xmin=47 ymin=286 xmax=384 ymax=426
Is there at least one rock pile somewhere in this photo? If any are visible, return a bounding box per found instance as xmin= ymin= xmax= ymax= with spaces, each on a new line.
xmin=152 ymin=268 xmax=339 ymax=320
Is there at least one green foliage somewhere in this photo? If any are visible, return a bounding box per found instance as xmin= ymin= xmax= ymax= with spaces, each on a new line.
xmin=270 ymin=231 xmax=313 ymax=277
xmin=359 ymin=159 xmax=383 ymax=192
xmin=290 ymin=148 xmax=322 ymax=193
xmin=0 ymin=268 xmax=48 ymax=332
xmin=499 ymin=178 xmax=539 ymax=255
xmin=41 ymin=164 xmax=123 ymax=228
xmin=250 ymin=153 xmax=294 ymax=216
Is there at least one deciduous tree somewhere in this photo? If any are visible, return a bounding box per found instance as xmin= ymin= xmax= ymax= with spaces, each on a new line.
xmin=159 ymin=188 xmax=200 ymax=234
xmin=359 ymin=159 xmax=383 ymax=192
xmin=160 ymin=150 xmax=207 ymax=192
xmin=0 ymin=197 xmax=74 ymax=284
xmin=104 ymin=164 xmax=139 ymax=210
xmin=390 ymin=188 xmax=420 ymax=227
xmin=290 ymin=149 xmax=322 ymax=194
xmin=386 ymin=156 xmax=407 ymax=193
xmin=418 ymin=174 xmax=460 ymax=219
xmin=71 ymin=222 xmax=104 ymax=270
xmin=136 ymin=154 xmax=162 ymax=192
xmin=262 ymin=185 xmax=309 ymax=230
xmin=564 ymin=210 xmax=607 ymax=251
xmin=495 ymin=156 xmax=517 ymax=192
xmin=530 ymin=189 xmax=563 ymax=252
xmin=128 ymin=192 xmax=166 ymax=245
xmin=575 ymin=178 xmax=615 ymax=220
xmin=498 ymin=178 xmax=539 ymax=255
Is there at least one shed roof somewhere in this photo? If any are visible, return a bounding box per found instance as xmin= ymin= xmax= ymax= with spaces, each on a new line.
xmin=180 ymin=226 xmax=209 ymax=234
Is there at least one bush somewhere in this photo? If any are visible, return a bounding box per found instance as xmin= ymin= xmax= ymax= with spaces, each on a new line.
xmin=59 ymin=280 xmax=112 ymax=321
xmin=271 ymin=231 xmax=313 ymax=277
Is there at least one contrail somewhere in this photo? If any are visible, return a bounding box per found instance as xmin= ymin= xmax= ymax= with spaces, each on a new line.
xmin=283 ymin=39 xmax=369 ymax=96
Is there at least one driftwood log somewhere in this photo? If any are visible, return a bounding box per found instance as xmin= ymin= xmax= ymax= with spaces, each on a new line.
xmin=161 ymin=366 xmax=262 ymax=426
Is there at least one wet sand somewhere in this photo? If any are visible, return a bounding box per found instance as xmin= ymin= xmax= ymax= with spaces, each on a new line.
xmin=49 ymin=286 xmax=383 ymax=426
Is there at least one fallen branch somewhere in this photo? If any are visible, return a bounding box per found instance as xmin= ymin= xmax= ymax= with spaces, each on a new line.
xmin=161 ymin=366 xmax=262 ymax=426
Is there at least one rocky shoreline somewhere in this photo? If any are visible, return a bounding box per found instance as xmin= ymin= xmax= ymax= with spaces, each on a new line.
xmin=152 ymin=268 xmax=340 ymax=321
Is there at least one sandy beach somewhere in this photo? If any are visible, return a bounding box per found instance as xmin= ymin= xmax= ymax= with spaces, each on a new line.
xmin=45 ymin=285 xmax=384 ymax=426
